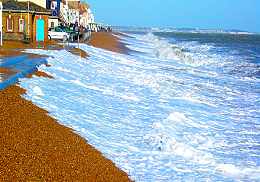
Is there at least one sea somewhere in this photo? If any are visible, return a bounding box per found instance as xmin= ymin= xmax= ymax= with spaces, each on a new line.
xmin=8 ymin=27 xmax=260 ymax=181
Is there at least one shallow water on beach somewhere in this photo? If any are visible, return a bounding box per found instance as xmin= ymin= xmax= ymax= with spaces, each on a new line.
xmin=0 ymin=55 xmax=47 ymax=90
xmin=20 ymin=30 xmax=260 ymax=181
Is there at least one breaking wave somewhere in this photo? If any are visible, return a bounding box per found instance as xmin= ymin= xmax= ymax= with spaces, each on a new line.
xmin=19 ymin=30 xmax=260 ymax=181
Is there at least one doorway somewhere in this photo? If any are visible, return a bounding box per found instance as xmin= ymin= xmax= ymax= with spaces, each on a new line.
xmin=36 ymin=19 xmax=44 ymax=41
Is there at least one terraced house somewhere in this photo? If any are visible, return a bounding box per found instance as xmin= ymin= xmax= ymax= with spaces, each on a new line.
xmin=2 ymin=0 xmax=51 ymax=42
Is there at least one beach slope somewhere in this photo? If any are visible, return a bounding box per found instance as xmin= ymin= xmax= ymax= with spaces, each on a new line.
xmin=0 ymin=85 xmax=130 ymax=181
xmin=88 ymin=32 xmax=128 ymax=54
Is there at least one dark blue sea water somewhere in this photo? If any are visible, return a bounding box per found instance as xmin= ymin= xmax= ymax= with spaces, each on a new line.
xmin=17 ymin=28 xmax=260 ymax=181
xmin=120 ymin=30 xmax=260 ymax=181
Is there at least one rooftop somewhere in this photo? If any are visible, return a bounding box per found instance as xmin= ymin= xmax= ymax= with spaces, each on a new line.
xmin=2 ymin=0 xmax=51 ymax=14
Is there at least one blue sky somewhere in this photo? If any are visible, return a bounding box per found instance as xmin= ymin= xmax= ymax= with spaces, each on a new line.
xmin=85 ymin=0 xmax=260 ymax=32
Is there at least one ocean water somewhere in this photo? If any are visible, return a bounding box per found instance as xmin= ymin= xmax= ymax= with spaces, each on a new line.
xmin=19 ymin=29 xmax=260 ymax=181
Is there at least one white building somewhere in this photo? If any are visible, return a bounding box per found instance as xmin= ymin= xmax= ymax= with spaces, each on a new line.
xmin=48 ymin=16 xmax=59 ymax=28
xmin=87 ymin=8 xmax=94 ymax=24
xmin=79 ymin=4 xmax=94 ymax=28
xmin=60 ymin=0 xmax=80 ymax=25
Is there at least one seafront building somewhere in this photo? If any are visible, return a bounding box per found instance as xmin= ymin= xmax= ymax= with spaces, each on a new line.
xmin=65 ymin=0 xmax=80 ymax=25
xmin=15 ymin=0 xmax=60 ymax=30
xmin=46 ymin=0 xmax=61 ymax=28
xmin=56 ymin=0 xmax=94 ymax=28
xmin=79 ymin=2 xmax=94 ymax=28
xmin=17 ymin=0 xmax=46 ymax=8
xmin=1 ymin=0 xmax=51 ymax=42
xmin=0 ymin=0 xmax=95 ymax=44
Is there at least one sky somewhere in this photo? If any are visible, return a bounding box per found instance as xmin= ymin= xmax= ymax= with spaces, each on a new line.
xmin=85 ymin=0 xmax=260 ymax=33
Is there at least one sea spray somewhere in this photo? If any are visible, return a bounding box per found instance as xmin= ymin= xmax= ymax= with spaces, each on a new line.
xmin=20 ymin=30 xmax=260 ymax=181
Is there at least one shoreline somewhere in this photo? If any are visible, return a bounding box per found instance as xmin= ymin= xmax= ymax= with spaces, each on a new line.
xmin=0 ymin=85 xmax=130 ymax=181
xmin=0 ymin=33 xmax=131 ymax=181
xmin=88 ymin=32 xmax=130 ymax=54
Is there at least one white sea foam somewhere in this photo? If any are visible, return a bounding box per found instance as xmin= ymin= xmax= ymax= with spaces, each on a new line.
xmin=19 ymin=32 xmax=260 ymax=181
xmin=31 ymin=86 xmax=44 ymax=97
xmin=115 ymin=27 xmax=255 ymax=35
xmin=216 ymin=164 xmax=260 ymax=180
xmin=131 ymin=32 xmax=226 ymax=67
xmin=126 ymin=44 xmax=152 ymax=54
xmin=146 ymin=111 xmax=260 ymax=180
xmin=167 ymin=112 xmax=187 ymax=123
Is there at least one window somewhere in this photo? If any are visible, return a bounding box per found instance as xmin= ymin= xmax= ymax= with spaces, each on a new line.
xmin=7 ymin=16 xmax=13 ymax=32
xmin=51 ymin=21 xmax=55 ymax=28
xmin=51 ymin=1 xmax=57 ymax=10
xmin=19 ymin=18 xmax=24 ymax=32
